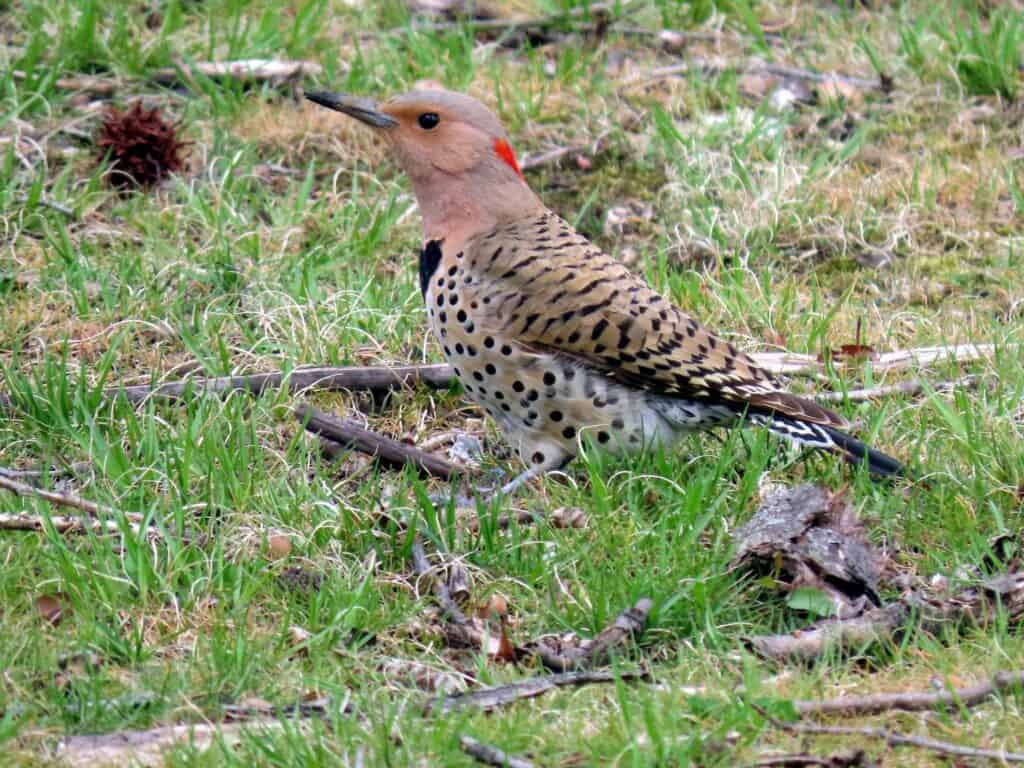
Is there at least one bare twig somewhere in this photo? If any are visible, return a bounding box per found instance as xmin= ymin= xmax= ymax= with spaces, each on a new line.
xmin=296 ymin=405 xmax=456 ymax=480
xmin=396 ymin=0 xmax=633 ymax=37
xmin=747 ymin=751 xmax=871 ymax=768
xmin=751 ymin=344 xmax=1002 ymax=376
xmin=432 ymin=669 xmax=647 ymax=715
xmin=815 ymin=375 xmax=980 ymax=403
xmin=794 ymin=669 xmax=1024 ymax=717
xmin=0 ymin=462 xmax=93 ymax=482
xmin=535 ymin=598 xmax=653 ymax=672
xmin=0 ymin=513 xmax=125 ymax=535
xmin=746 ymin=574 xmax=1024 ymax=663
xmin=0 ymin=364 xmax=454 ymax=413
xmin=120 ymin=364 xmax=453 ymax=404
xmin=410 ymin=540 xmax=472 ymax=626
xmin=459 ymin=736 xmax=537 ymax=768
xmin=638 ymin=58 xmax=885 ymax=92
xmin=12 ymin=59 xmax=321 ymax=97
xmin=11 ymin=70 xmax=121 ymax=96
xmin=764 ymin=716 xmax=1024 ymax=763
xmin=0 ymin=473 xmax=143 ymax=523
xmin=153 ymin=59 xmax=322 ymax=85
xmin=13 ymin=194 xmax=76 ymax=217
xmin=465 ymin=506 xmax=587 ymax=533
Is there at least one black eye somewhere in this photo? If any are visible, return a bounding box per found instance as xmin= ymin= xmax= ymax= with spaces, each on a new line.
xmin=417 ymin=112 xmax=440 ymax=130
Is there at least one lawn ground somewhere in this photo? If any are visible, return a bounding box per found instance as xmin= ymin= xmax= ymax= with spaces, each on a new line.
xmin=1 ymin=0 xmax=1023 ymax=765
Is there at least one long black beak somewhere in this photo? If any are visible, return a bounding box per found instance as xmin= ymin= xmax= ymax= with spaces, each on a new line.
xmin=304 ymin=91 xmax=398 ymax=129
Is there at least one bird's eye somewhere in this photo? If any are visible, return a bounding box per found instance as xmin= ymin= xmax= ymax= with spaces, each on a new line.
xmin=417 ymin=112 xmax=440 ymax=130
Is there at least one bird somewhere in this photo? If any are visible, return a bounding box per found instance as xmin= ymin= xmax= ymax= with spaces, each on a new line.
xmin=305 ymin=87 xmax=905 ymax=496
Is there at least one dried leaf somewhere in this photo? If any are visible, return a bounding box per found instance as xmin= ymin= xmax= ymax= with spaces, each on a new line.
xmin=267 ymin=534 xmax=292 ymax=560
xmin=495 ymin=621 xmax=517 ymax=662
xmin=37 ymin=593 xmax=71 ymax=626
xmin=477 ymin=593 xmax=509 ymax=619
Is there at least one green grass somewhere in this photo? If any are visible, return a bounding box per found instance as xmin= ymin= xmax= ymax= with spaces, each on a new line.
xmin=2 ymin=0 xmax=1023 ymax=765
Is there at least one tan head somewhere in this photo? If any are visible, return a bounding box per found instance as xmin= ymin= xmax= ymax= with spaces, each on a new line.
xmin=307 ymin=88 xmax=542 ymax=242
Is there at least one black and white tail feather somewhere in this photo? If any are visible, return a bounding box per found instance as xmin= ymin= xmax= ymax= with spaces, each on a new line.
xmin=750 ymin=412 xmax=905 ymax=478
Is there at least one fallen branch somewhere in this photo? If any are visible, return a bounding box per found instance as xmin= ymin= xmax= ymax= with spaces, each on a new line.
xmin=746 ymin=573 xmax=1024 ymax=663
xmin=0 ymin=513 xmax=125 ymax=535
xmin=751 ymin=344 xmax=1002 ymax=376
xmin=533 ymin=598 xmax=653 ymax=672
xmin=397 ymin=0 xmax=631 ymax=37
xmin=815 ymin=375 xmax=980 ymax=403
xmin=432 ymin=669 xmax=647 ymax=715
xmin=153 ymin=59 xmax=321 ymax=84
xmin=794 ymin=669 xmax=1024 ymax=717
xmin=0 ymin=473 xmax=143 ymax=524
xmin=122 ymin=364 xmax=451 ymax=404
xmin=12 ymin=59 xmax=321 ymax=97
xmin=465 ymin=505 xmax=588 ymax=533
xmin=747 ymin=751 xmax=870 ymax=767
xmin=638 ymin=58 xmax=886 ymax=92
xmin=0 ymin=462 xmax=93 ymax=482
xmin=296 ymin=405 xmax=456 ymax=480
xmin=459 ymin=736 xmax=536 ymax=768
xmin=758 ymin=706 xmax=1024 ymax=763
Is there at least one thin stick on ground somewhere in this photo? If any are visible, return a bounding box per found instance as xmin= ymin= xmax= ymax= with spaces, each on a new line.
xmin=794 ymin=669 xmax=1024 ymax=717
xmin=0 ymin=473 xmax=143 ymax=524
xmin=637 ymin=59 xmax=885 ymax=92
xmin=459 ymin=736 xmax=537 ymax=768
xmin=11 ymin=59 xmax=322 ymax=96
xmin=757 ymin=707 xmax=1024 ymax=764
xmin=0 ymin=513 xmax=125 ymax=535
xmin=296 ymin=405 xmax=456 ymax=480
xmin=432 ymin=669 xmax=647 ymax=715
xmin=534 ymin=598 xmax=653 ymax=672
xmin=815 ymin=375 xmax=980 ymax=403
xmin=0 ymin=462 xmax=93 ymax=482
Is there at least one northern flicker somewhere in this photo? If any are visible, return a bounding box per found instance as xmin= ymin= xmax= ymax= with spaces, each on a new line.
xmin=306 ymin=88 xmax=905 ymax=494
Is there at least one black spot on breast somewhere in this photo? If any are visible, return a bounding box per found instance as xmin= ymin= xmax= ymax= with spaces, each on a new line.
xmin=419 ymin=240 xmax=443 ymax=297
xmin=598 ymin=431 xmax=610 ymax=444
xmin=501 ymin=344 xmax=512 ymax=356
xmin=611 ymin=418 xmax=624 ymax=429
xmin=562 ymin=426 xmax=576 ymax=439
xmin=447 ymin=265 xmax=457 ymax=276
xmin=532 ymin=451 xmax=545 ymax=464
xmin=512 ymin=381 xmax=525 ymax=392
xmin=543 ymin=372 xmax=556 ymax=386
xmin=484 ymin=336 xmax=495 ymax=348
xmin=455 ymin=343 xmax=464 ymax=354
xmin=457 ymin=310 xmax=467 ymax=323
xmin=473 ymin=371 xmax=484 ymax=381
xmin=550 ymin=410 xmax=563 ymax=422
xmin=485 ymin=364 xmax=497 ymax=375
xmin=439 ymin=311 xmax=447 ymax=323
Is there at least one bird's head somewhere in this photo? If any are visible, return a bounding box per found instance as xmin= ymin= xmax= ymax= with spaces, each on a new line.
xmin=306 ymin=87 xmax=541 ymax=241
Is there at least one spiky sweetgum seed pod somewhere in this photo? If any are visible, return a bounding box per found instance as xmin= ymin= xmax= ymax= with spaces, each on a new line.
xmin=95 ymin=101 xmax=188 ymax=191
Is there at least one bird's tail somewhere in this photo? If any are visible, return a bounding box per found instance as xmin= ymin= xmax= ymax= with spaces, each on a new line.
xmin=751 ymin=413 xmax=905 ymax=479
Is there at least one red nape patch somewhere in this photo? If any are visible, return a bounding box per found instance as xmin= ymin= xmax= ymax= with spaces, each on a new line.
xmin=493 ymin=138 xmax=523 ymax=178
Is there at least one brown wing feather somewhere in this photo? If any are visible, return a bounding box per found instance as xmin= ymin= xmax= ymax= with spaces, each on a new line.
xmin=463 ymin=211 xmax=845 ymax=429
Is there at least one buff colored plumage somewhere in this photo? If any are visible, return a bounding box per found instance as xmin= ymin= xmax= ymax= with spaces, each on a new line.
xmin=306 ymin=87 xmax=904 ymax=493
